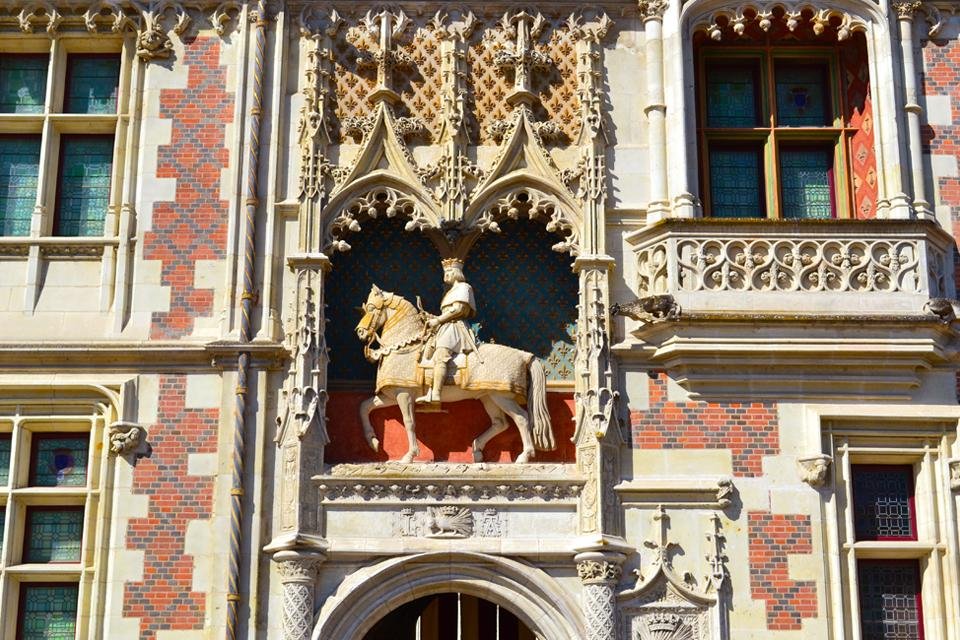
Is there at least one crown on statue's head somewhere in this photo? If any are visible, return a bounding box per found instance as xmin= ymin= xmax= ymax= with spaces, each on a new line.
xmin=441 ymin=258 xmax=465 ymax=270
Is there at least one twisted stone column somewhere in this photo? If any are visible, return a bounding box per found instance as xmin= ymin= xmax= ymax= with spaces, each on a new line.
xmin=576 ymin=552 xmax=625 ymax=640
xmin=274 ymin=551 xmax=325 ymax=640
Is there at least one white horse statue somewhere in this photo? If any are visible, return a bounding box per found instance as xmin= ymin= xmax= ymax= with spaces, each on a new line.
xmin=354 ymin=284 xmax=556 ymax=463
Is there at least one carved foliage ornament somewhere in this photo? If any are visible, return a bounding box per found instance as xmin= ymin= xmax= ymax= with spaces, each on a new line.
xmin=7 ymin=0 xmax=241 ymax=60
xmin=578 ymin=559 xmax=624 ymax=584
xmin=691 ymin=2 xmax=868 ymax=42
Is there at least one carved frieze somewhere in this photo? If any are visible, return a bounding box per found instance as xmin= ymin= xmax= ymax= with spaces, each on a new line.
xmin=396 ymin=506 xmax=506 ymax=538
xmin=0 ymin=0 xmax=241 ymax=61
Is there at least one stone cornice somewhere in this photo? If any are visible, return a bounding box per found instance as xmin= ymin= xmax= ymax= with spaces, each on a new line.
xmin=0 ymin=340 xmax=288 ymax=370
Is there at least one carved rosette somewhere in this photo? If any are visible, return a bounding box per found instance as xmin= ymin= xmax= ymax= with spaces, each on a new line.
xmin=274 ymin=551 xmax=324 ymax=640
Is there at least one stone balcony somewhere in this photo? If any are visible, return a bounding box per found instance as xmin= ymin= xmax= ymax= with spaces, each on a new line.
xmin=614 ymin=219 xmax=958 ymax=399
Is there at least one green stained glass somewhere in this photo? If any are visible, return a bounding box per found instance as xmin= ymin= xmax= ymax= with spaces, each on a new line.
xmin=0 ymin=136 xmax=40 ymax=236
xmin=0 ymin=434 xmax=11 ymax=484
xmin=706 ymin=63 xmax=759 ymax=127
xmin=709 ymin=147 xmax=764 ymax=218
xmin=56 ymin=136 xmax=113 ymax=237
xmin=780 ymin=148 xmax=834 ymax=219
xmin=64 ymin=55 xmax=120 ymax=114
xmin=776 ymin=63 xmax=830 ymax=126
xmin=19 ymin=584 xmax=79 ymax=640
xmin=0 ymin=55 xmax=48 ymax=114
xmin=30 ymin=435 xmax=88 ymax=487
xmin=25 ymin=508 xmax=84 ymax=563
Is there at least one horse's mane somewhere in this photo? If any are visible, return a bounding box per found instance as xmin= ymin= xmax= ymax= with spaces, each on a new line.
xmin=379 ymin=292 xmax=424 ymax=347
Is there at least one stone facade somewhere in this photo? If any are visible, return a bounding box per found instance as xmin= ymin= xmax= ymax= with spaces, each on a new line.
xmin=0 ymin=1 xmax=958 ymax=639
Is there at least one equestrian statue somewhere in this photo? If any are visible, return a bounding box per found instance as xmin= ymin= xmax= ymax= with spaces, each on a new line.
xmin=354 ymin=258 xmax=556 ymax=463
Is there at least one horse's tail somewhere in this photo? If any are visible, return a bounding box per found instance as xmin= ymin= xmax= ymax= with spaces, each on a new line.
xmin=528 ymin=358 xmax=556 ymax=451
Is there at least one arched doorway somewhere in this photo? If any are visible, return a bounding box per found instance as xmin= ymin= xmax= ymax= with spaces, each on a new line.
xmin=363 ymin=593 xmax=538 ymax=640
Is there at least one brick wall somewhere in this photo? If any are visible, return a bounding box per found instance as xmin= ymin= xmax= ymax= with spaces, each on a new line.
xmin=144 ymin=38 xmax=233 ymax=340
xmin=123 ymin=374 xmax=219 ymax=638
xmin=629 ymin=372 xmax=779 ymax=477
xmin=748 ymin=512 xmax=818 ymax=630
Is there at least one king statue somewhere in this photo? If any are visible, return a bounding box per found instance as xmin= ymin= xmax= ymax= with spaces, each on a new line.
xmin=415 ymin=258 xmax=480 ymax=407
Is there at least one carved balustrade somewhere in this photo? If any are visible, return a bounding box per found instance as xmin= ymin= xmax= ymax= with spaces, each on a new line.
xmin=627 ymin=219 xmax=954 ymax=316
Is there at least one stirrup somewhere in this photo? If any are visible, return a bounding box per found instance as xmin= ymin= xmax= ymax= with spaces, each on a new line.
xmin=415 ymin=389 xmax=440 ymax=405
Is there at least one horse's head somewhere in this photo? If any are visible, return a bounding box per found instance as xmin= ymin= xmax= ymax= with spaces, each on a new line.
xmin=355 ymin=285 xmax=389 ymax=343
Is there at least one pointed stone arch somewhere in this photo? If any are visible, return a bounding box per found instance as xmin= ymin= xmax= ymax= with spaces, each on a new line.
xmin=313 ymin=552 xmax=586 ymax=640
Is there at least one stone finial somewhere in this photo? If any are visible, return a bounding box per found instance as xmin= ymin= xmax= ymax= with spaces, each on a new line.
xmin=108 ymin=421 xmax=152 ymax=463
xmin=797 ymin=454 xmax=832 ymax=487
xmin=496 ymin=10 xmax=553 ymax=106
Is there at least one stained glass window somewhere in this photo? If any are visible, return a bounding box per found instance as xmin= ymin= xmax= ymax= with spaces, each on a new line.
xmin=55 ymin=135 xmax=113 ymax=237
xmin=780 ymin=147 xmax=834 ymax=219
xmin=852 ymin=465 xmax=915 ymax=541
xmin=858 ymin=561 xmax=924 ymax=640
xmin=776 ymin=63 xmax=830 ymax=126
xmin=709 ymin=147 xmax=764 ymax=218
xmin=0 ymin=136 xmax=41 ymax=236
xmin=706 ymin=63 xmax=760 ymax=127
xmin=0 ymin=506 xmax=5 ymax=550
xmin=24 ymin=507 xmax=84 ymax=562
xmin=64 ymin=55 xmax=120 ymax=114
xmin=30 ymin=435 xmax=89 ymax=487
xmin=0 ymin=55 xmax=48 ymax=114
xmin=0 ymin=433 xmax=11 ymax=484
xmin=18 ymin=583 xmax=79 ymax=640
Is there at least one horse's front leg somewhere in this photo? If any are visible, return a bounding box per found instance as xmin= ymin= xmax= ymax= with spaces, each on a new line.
xmin=360 ymin=392 xmax=394 ymax=452
xmin=396 ymin=390 xmax=420 ymax=463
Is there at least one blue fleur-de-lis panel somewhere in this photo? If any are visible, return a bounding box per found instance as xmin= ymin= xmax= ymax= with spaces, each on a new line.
xmin=327 ymin=217 xmax=443 ymax=384
xmin=468 ymin=219 xmax=577 ymax=382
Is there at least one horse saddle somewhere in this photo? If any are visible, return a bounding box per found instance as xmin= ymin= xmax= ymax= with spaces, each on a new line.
xmin=418 ymin=352 xmax=469 ymax=385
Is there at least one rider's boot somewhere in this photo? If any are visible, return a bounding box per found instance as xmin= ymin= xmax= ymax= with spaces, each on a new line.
xmin=415 ymin=361 xmax=445 ymax=405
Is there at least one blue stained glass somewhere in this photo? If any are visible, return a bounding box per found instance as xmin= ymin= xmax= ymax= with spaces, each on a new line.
xmin=19 ymin=584 xmax=79 ymax=640
xmin=0 ymin=434 xmax=10 ymax=484
xmin=706 ymin=63 xmax=759 ymax=127
xmin=65 ymin=55 xmax=120 ymax=114
xmin=0 ymin=136 xmax=40 ymax=236
xmin=0 ymin=54 xmax=47 ymax=114
xmin=327 ymin=217 xmax=442 ymax=383
xmin=31 ymin=436 xmax=88 ymax=487
xmin=25 ymin=507 xmax=84 ymax=562
xmin=709 ymin=147 xmax=764 ymax=218
xmin=56 ymin=136 xmax=113 ymax=237
xmin=780 ymin=148 xmax=834 ymax=219
xmin=776 ymin=63 xmax=829 ymax=126
xmin=469 ymin=219 xmax=577 ymax=381
xmin=858 ymin=561 xmax=923 ymax=640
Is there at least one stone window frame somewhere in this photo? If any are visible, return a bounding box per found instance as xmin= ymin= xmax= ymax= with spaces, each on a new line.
xmin=0 ymin=33 xmax=140 ymax=317
xmin=0 ymin=390 xmax=113 ymax=640
xmin=802 ymin=403 xmax=960 ymax=640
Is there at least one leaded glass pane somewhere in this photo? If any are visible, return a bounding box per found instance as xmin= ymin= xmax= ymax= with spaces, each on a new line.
xmin=64 ymin=55 xmax=120 ymax=114
xmin=709 ymin=147 xmax=764 ymax=218
xmin=56 ymin=136 xmax=113 ymax=237
xmin=0 ymin=434 xmax=11 ymax=484
xmin=852 ymin=465 xmax=915 ymax=540
xmin=706 ymin=63 xmax=760 ymax=127
xmin=0 ymin=506 xmax=5 ymax=551
xmin=0 ymin=136 xmax=40 ymax=236
xmin=858 ymin=561 xmax=923 ymax=640
xmin=25 ymin=508 xmax=83 ymax=562
xmin=775 ymin=63 xmax=830 ymax=126
xmin=780 ymin=148 xmax=834 ymax=219
xmin=19 ymin=583 xmax=79 ymax=640
xmin=0 ymin=55 xmax=47 ymax=114
xmin=31 ymin=435 xmax=88 ymax=487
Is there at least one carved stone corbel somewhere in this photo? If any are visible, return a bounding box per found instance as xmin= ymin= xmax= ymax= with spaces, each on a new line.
xmin=948 ymin=458 xmax=960 ymax=491
xmin=108 ymin=421 xmax=152 ymax=463
xmin=797 ymin=454 xmax=832 ymax=487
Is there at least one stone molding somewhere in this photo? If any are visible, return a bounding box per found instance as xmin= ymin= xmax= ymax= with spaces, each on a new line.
xmin=688 ymin=1 xmax=869 ymax=42
xmin=316 ymin=462 xmax=585 ymax=502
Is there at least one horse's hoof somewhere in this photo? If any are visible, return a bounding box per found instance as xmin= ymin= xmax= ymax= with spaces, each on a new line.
xmin=368 ymin=437 xmax=380 ymax=452
xmin=400 ymin=449 xmax=418 ymax=464
xmin=471 ymin=440 xmax=484 ymax=463
xmin=516 ymin=450 xmax=534 ymax=464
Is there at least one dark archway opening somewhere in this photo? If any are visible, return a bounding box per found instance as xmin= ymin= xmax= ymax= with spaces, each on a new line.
xmin=363 ymin=592 xmax=538 ymax=640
